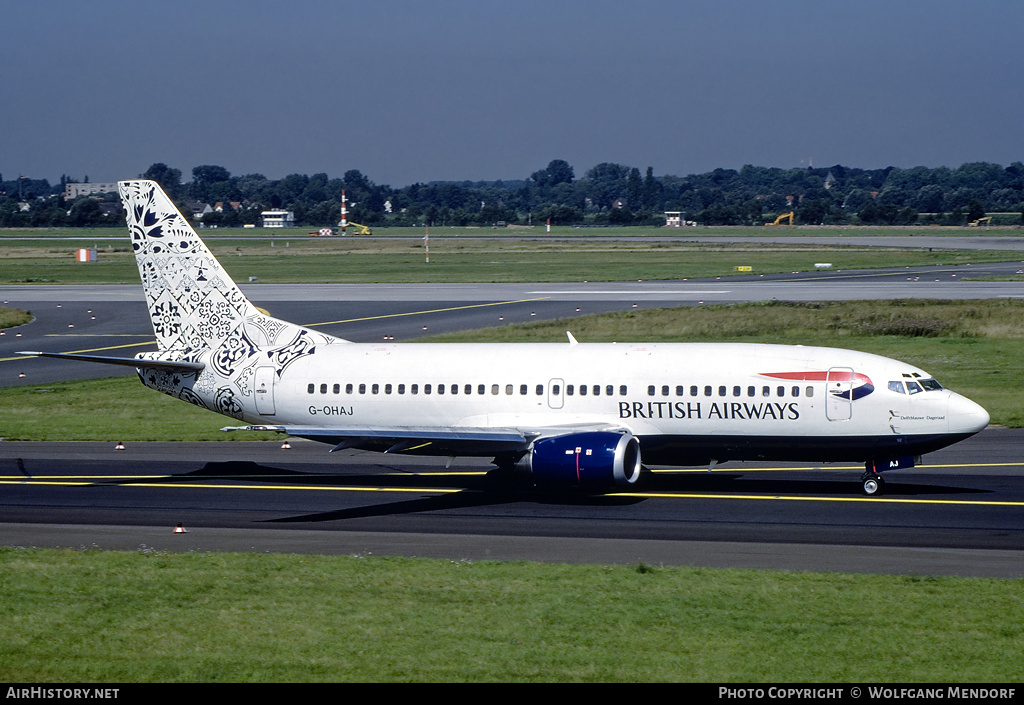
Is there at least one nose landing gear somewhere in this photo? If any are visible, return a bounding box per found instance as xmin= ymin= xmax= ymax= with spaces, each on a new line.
xmin=860 ymin=471 xmax=886 ymax=496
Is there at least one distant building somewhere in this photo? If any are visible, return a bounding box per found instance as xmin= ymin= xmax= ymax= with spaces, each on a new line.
xmin=665 ymin=211 xmax=696 ymax=227
xmin=184 ymin=201 xmax=213 ymax=220
xmin=260 ymin=210 xmax=295 ymax=228
xmin=64 ymin=182 xmax=118 ymax=199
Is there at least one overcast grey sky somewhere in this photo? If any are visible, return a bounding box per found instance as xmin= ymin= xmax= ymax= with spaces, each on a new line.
xmin=2 ymin=0 xmax=1022 ymax=186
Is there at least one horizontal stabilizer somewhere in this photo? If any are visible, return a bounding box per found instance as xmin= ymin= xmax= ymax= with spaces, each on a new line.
xmin=18 ymin=351 xmax=205 ymax=373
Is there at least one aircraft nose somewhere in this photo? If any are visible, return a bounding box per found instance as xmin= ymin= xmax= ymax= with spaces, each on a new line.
xmin=947 ymin=393 xmax=989 ymax=434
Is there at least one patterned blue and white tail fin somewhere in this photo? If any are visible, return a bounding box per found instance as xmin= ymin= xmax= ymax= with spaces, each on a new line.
xmin=119 ymin=180 xmax=344 ymax=420
xmin=120 ymin=179 xmax=345 ymax=356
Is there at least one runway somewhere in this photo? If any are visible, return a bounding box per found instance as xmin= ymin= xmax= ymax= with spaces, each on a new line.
xmin=2 ymin=258 xmax=1023 ymax=576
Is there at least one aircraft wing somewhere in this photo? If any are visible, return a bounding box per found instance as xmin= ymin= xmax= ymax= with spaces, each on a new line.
xmin=222 ymin=422 xmax=632 ymax=457
xmin=223 ymin=424 xmax=534 ymax=455
xmin=17 ymin=351 xmax=205 ymax=373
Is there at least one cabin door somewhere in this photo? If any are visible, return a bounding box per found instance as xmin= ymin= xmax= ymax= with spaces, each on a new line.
xmin=254 ymin=366 xmax=277 ymax=415
xmin=826 ymin=367 xmax=853 ymax=421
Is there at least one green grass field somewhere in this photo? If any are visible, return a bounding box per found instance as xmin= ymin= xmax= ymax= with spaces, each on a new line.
xmin=0 ymin=228 xmax=1018 ymax=284
xmin=2 ymin=224 xmax=1020 ymax=240
xmin=0 ymin=548 xmax=1020 ymax=682
xmin=0 ymin=306 xmax=31 ymax=328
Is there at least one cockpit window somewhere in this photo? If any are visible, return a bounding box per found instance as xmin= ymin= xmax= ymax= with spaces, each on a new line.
xmin=888 ymin=381 xmax=906 ymax=394
xmin=919 ymin=378 xmax=943 ymax=391
xmin=906 ymin=381 xmax=923 ymax=394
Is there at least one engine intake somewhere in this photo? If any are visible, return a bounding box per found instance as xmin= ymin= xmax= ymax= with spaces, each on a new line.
xmin=515 ymin=431 xmax=642 ymax=489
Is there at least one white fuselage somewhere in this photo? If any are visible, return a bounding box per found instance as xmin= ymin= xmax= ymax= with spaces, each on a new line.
xmin=207 ymin=340 xmax=988 ymax=465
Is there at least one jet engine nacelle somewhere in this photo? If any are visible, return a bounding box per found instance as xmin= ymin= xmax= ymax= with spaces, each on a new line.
xmin=515 ymin=431 xmax=642 ymax=489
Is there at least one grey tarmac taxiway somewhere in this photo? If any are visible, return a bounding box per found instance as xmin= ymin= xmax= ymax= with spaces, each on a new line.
xmin=1 ymin=428 xmax=1021 ymax=578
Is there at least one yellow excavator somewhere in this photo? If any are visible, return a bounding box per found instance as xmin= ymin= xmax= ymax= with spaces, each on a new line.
xmin=969 ymin=216 xmax=992 ymax=227
xmin=345 ymin=222 xmax=372 ymax=235
xmin=765 ymin=211 xmax=794 ymax=226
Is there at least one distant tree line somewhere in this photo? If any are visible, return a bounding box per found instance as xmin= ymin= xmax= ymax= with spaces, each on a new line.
xmin=2 ymin=159 xmax=1023 ymax=228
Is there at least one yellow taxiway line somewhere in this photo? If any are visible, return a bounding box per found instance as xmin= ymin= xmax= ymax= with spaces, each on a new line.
xmin=2 ymin=476 xmax=1021 ymax=507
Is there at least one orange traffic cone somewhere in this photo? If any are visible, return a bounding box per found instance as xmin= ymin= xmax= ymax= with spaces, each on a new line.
xmin=114 ymin=441 xmax=125 ymax=450
xmin=173 ymin=523 xmax=188 ymax=534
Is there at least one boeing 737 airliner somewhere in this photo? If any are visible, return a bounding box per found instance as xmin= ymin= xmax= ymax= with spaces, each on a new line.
xmin=22 ymin=180 xmax=990 ymax=495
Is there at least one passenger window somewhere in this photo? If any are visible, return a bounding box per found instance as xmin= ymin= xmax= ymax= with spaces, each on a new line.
xmin=606 ymin=385 xmax=614 ymax=396
xmin=505 ymin=384 xmax=513 ymax=395
xmin=791 ymin=386 xmax=800 ymax=398
xmin=661 ymin=385 xmax=669 ymax=396
xmin=520 ymin=384 xmax=528 ymax=395
xmin=705 ymin=386 xmax=713 ymax=397
xmin=537 ymin=384 xmax=544 ymax=395
xmin=647 ymin=385 xmax=656 ymax=396
xmin=478 ymin=384 xmax=485 ymax=395
xmin=805 ymin=386 xmax=814 ymax=398
xmin=747 ymin=386 xmax=755 ymax=397
xmin=333 ymin=383 xmax=340 ymax=394
xmin=619 ymin=385 xmax=628 ymax=396
xmin=580 ymin=385 xmax=588 ymax=396
xmin=372 ymin=384 xmax=379 ymax=394
xmin=777 ymin=386 xmax=785 ymax=397
xmin=385 ymin=384 xmax=392 ymax=394
xmin=411 ymin=384 xmax=418 ymax=394
xmin=491 ymin=384 xmax=499 ymax=395
xmin=424 ymin=384 xmax=432 ymax=394
xmin=359 ymin=384 xmax=366 ymax=394
xmin=690 ymin=385 xmax=698 ymax=397
xmin=346 ymin=383 xmax=353 ymax=394
xmin=450 ymin=384 xmax=457 ymax=395
xmin=719 ymin=386 xmax=727 ymax=397
xmin=762 ymin=386 xmax=770 ymax=397
xmin=307 ymin=383 xmax=315 ymax=394
xmin=566 ymin=385 xmax=574 ymax=396
xmin=398 ymin=384 xmax=405 ymax=394
xmin=320 ymin=383 xmax=328 ymax=394
xmin=438 ymin=384 xmax=445 ymax=395
xmin=552 ymin=385 xmax=561 ymax=395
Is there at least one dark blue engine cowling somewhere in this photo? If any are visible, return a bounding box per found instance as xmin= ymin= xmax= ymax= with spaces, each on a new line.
xmin=515 ymin=432 xmax=642 ymax=489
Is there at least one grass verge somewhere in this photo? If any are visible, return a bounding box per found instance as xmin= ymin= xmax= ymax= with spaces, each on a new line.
xmin=0 ymin=548 xmax=1020 ymax=682
xmin=0 ymin=376 xmax=278 ymax=441
xmin=0 ymin=305 xmax=32 ymax=328
xmin=0 ymin=236 xmax=1016 ymax=284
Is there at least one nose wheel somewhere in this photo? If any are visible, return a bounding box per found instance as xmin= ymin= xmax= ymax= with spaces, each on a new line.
xmin=860 ymin=472 xmax=885 ymax=496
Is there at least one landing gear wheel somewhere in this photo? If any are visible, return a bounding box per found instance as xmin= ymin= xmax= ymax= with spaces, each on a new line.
xmin=861 ymin=474 xmax=885 ymax=496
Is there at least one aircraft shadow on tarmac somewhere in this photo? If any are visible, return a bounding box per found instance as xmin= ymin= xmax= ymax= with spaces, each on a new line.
xmin=84 ymin=460 xmax=990 ymax=524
